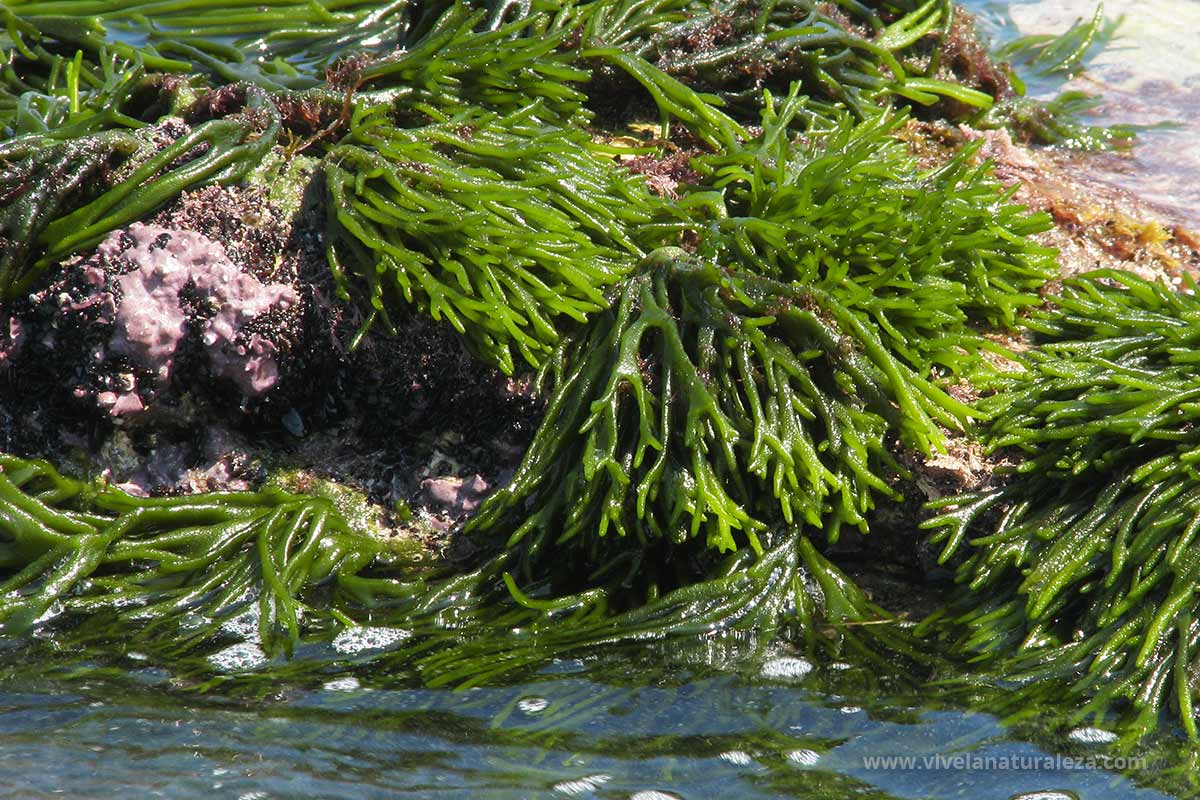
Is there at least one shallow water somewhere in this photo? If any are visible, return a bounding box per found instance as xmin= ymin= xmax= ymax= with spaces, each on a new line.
xmin=4 ymin=3 xmax=1200 ymax=798
xmin=0 ymin=636 xmax=1186 ymax=800
xmin=965 ymin=0 xmax=1200 ymax=227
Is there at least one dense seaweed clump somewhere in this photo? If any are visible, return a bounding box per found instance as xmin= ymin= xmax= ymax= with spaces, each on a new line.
xmin=2 ymin=0 xmax=1198 ymax=751
xmin=649 ymin=87 xmax=1057 ymax=373
xmin=924 ymin=271 xmax=1200 ymax=740
xmin=471 ymin=253 xmax=956 ymax=583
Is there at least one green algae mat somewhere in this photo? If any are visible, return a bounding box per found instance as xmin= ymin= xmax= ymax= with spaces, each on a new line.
xmin=3 ymin=3 xmax=1200 ymax=793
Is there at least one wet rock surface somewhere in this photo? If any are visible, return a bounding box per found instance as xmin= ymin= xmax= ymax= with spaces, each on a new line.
xmin=0 ymin=165 xmax=539 ymax=546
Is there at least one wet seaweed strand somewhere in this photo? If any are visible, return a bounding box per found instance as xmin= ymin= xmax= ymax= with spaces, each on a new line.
xmin=924 ymin=270 xmax=1200 ymax=740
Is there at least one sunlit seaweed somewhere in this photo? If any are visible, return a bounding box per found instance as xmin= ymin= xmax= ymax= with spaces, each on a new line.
xmin=1 ymin=0 xmax=1187 ymax=752
xmin=648 ymin=86 xmax=1058 ymax=374
xmin=576 ymin=0 xmax=995 ymax=117
xmin=0 ymin=453 xmax=388 ymax=654
xmin=468 ymin=250 xmax=966 ymax=593
xmin=924 ymin=271 xmax=1200 ymax=739
xmin=0 ymin=450 xmax=915 ymax=688
xmin=1 ymin=86 xmax=279 ymax=299
xmin=325 ymin=101 xmax=660 ymax=372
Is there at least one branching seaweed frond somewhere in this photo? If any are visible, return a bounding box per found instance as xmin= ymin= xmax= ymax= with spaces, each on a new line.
xmin=646 ymin=86 xmax=1057 ymax=374
xmin=2 ymin=0 xmax=415 ymax=90
xmin=0 ymin=452 xmax=918 ymax=686
xmin=923 ymin=270 xmax=1200 ymax=739
xmin=563 ymin=0 xmax=993 ymax=120
xmin=468 ymin=251 xmax=966 ymax=601
xmin=324 ymin=100 xmax=664 ymax=372
xmin=995 ymin=2 xmax=1118 ymax=79
xmin=0 ymin=453 xmax=391 ymax=657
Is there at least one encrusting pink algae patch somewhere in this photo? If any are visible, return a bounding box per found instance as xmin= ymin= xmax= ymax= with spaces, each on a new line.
xmin=105 ymin=222 xmax=296 ymax=396
xmin=59 ymin=222 xmax=299 ymax=415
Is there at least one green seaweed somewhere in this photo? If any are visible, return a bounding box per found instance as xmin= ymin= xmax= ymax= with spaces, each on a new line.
xmin=923 ymin=270 xmax=1200 ymax=740
xmin=0 ymin=450 xmax=915 ymax=688
xmin=0 ymin=453 xmax=392 ymax=655
xmin=0 ymin=0 xmax=1190 ymax=752
xmin=0 ymin=85 xmax=278 ymax=298
xmin=647 ymin=86 xmax=1057 ymax=374
xmin=546 ymin=0 xmax=995 ymax=119
xmin=996 ymin=2 xmax=1118 ymax=78
xmin=467 ymin=251 xmax=963 ymax=597
xmin=324 ymin=101 xmax=659 ymax=372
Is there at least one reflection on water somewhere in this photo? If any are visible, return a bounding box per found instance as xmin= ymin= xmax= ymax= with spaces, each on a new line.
xmin=0 ymin=636 xmax=1187 ymax=799
xmin=965 ymin=0 xmax=1200 ymax=227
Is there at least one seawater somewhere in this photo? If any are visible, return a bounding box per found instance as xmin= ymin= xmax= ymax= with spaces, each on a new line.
xmin=964 ymin=0 xmax=1200 ymax=227
xmin=0 ymin=635 xmax=1183 ymax=799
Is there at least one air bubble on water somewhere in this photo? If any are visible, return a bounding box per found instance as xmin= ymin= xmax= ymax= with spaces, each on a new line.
xmin=552 ymin=774 xmax=610 ymax=795
xmin=839 ymin=706 xmax=863 ymax=714
xmin=761 ymin=656 xmax=813 ymax=680
xmin=786 ymin=749 xmax=821 ymax=767
xmin=331 ymin=626 xmax=412 ymax=654
xmin=208 ymin=641 xmax=267 ymax=672
xmin=517 ymin=696 xmax=549 ymax=715
xmin=1066 ymin=727 xmax=1117 ymax=745
xmin=322 ymin=677 xmax=362 ymax=693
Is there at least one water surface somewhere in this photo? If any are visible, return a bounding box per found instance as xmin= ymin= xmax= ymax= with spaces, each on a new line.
xmin=966 ymin=0 xmax=1200 ymax=227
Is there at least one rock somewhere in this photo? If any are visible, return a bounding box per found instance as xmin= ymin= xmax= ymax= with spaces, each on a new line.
xmin=419 ymin=474 xmax=491 ymax=517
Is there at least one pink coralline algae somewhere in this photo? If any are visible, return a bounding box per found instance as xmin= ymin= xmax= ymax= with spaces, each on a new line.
xmin=0 ymin=316 xmax=23 ymax=365
xmin=420 ymin=474 xmax=492 ymax=517
xmin=92 ymin=222 xmax=296 ymax=406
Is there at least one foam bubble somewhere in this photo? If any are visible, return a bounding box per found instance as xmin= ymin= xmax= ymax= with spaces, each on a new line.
xmin=1067 ymin=727 xmax=1117 ymax=745
xmin=220 ymin=607 xmax=259 ymax=639
xmin=331 ymin=626 xmax=412 ymax=655
xmin=553 ymin=774 xmax=610 ymax=795
xmin=517 ymin=697 xmax=549 ymax=715
xmin=761 ymin=656 xmax=814 ymax=680
xmin=786 ymin=749 xmax=821 ymax=767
